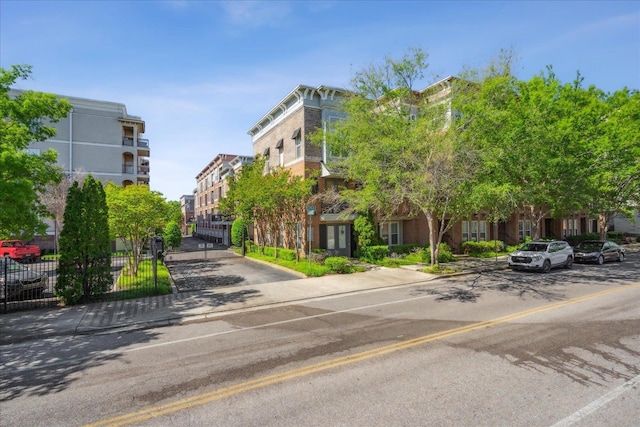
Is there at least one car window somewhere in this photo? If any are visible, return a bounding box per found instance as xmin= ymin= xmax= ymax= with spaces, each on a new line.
xmin=520 ymin=243 xmax=548 ymax=252
xmin=577 ymin=242 xmax=601 ymax=251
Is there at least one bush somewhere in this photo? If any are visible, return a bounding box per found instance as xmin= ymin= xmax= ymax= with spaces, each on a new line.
xmin=163 ymin=221 xmax=182 ymax=249
xmin=461 ymin=240 xmax=505 ymax=255
xmin=389 ymin=244 xmax=420 ymax=255
xmin=421 ymin=243 xmax=456 ymax=264
xmin=231 ymin=218 xmax=249 ymax=247
xmin=325 ymin=256 xmax=351 ymax=274
xmin=278 ymin=248 xmax=297 ymax=261
xmin=358 ymin=245 xmax=389 ymax=262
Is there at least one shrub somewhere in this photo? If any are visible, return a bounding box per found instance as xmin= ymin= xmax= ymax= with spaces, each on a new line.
xmin=231 ymin=218 xmax=249 ymax=247
xmin=389 ymin=244 xmax=420 ymax=255
xmin=278 ymin=248 xmax=297 ymax=261
xmin=421 ymin=243 xmax=456 ymax=264
xmin=354 ymin=211 xmax=382 ymax=248
xmin=163 ymin=220 xmax=182 ymax=249
xmin=462 ymin=240 xmax=505 ymax=255
xmin=359 ymin=245 xmax=389 ymax=262
xmin=325 ymin=256 xmax=351 ymax=274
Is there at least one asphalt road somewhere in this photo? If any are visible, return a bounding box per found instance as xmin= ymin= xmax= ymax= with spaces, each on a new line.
xmin=1 ymin=255 xmax=638 ymax=426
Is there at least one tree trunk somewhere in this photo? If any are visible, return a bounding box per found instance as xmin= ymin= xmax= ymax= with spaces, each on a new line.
xmin=598 ymin=214 xmax=610 ymax=241
xmin=426 ymin=212 xmax=438 ymax=266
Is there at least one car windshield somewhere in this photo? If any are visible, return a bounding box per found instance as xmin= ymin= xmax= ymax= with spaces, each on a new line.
xmin=519 ymin=243 xmax=548 ymax=252
xmin=0 ymin=259 xmax=27 ymax=272
xmin=576 ymin=242 xmax=602 ymax=251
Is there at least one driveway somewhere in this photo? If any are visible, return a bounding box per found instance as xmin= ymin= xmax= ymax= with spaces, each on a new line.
xmin=165 ymin=237 xmax=302 ymax=293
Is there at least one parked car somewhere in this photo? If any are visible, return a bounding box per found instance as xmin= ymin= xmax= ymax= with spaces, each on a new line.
xmin=573 ymin=240 xmax=625 ymax=264
xmin=0 ymin=257 xmax=49 ymax=300
xmin=508 ymin=241 xmax=574 ymax=273
xmin=0 ymin=239 xmax=41 ymax=262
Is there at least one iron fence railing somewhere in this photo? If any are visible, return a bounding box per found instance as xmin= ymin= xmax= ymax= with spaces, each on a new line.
xmin=1 ymin=251 xmax=164 ymax=314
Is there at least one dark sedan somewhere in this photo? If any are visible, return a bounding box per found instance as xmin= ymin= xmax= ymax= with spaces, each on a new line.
xmin=573 ymin=240 xmax=625 ymax=264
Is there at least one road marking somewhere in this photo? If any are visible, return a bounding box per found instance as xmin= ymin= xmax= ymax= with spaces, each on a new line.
xmin=551 ymin=374 xmax=640 ymax=427
xmin=84 ymin=282 xmax=640 ymax=427
xmin=123 ymin=291 xmax=440 ymax=353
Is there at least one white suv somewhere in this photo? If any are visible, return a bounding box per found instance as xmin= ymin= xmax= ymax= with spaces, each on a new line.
xmin=509 ymin=241 xmax=573 ymax=273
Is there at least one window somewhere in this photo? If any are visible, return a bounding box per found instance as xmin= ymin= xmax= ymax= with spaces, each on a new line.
xmin=292 ymin=128 xmax=302 ymax=158
xmin=379 ymin=222 xmax=401 ymax=246
xmin=462 ymin=220 xmax=487 ymax=242
xmin=279 ymin=147 xmax=284 ymax=166
xmin=563 ymin=219 xmax=579 ymax=237
xmin=518 ymin=220 xmax=532 ymax=241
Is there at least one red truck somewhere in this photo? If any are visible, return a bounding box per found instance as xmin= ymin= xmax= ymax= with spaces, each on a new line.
xmin=0 ymin=240 xmax=41 ymax=262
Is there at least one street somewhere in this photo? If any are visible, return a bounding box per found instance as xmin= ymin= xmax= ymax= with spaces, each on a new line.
xmin=1 ymin=255 xmax=639 ymax=426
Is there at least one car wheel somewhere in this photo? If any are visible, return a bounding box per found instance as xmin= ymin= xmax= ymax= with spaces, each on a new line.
xmin=565 ymin=256 xmax=573 ymax=269
xmin=618 ymin=252 xmax=624 ymax=262
xmin=542 ymin=260 xmax=551 ymax=273
xmin=597 ymin=255 xmax=604 ymax=265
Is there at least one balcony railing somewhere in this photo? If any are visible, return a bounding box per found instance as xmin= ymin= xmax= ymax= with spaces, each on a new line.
xmin=123 ymin=137 xmax=134 ymax=146
xmin=321 ymin=201 xmax=350 ymax=214
xmin=122 ymin=164 xmax=134 ymax=174
xmin=137 ymin=138 xmax=149 ymax=148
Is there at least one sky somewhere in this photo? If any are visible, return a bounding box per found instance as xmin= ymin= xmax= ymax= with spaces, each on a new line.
xmin=2 ymin=0 xmax=639 ymax=201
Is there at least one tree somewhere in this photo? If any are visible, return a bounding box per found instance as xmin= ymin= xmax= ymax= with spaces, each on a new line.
xmin=163 ymin=220 xmax=182 ymax=249
xmin=325 ymin=48 xmax=480 ymax=265
xmin=165 ymin=200 xmax=182 ymax=224
xmin=105 ymin=183 xmax=168 ymax=276
xmin=0 ymin=65 xmax=72 ymax=238
xmin=56 ymin=176 xmax=111 ymax=304
xmin=585 ymin=88 xmax=640 ymax=239
xmin=458 ymin=64 xmax=601 ymax=240
xmin=220 ymin=156 xmax=314 ymax=257
xmin=39 ymin=169 xmax=87 ymax=251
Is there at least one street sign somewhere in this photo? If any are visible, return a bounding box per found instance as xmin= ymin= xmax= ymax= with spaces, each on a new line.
xmin=306 ymin=206 xmax=316 ymax=216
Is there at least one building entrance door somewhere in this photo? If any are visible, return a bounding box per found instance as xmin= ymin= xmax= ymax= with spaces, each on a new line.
xmin=326 ymin=224 xmax=350 ymax=257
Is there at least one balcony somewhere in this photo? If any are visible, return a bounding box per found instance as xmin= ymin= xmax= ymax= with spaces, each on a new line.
xmin=122 ymin=137 xmax=134 ymax=146
xmin=122 ymin=163 xmax=134 ymax=174
xmin=137 ymin=138 xmax=150 ymax=156
xmin=138 ymin=158 xmax=150 ymax=175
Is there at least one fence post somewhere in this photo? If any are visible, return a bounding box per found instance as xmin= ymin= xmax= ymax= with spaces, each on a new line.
xmin=2 ymin=255 xmax=8 ymax=313
xmin=150 ymin=236 xmax=158 ymax=294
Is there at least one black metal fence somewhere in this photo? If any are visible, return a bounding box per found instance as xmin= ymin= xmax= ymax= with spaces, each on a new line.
xmin=1 ymin=252 xmax=163 ymax=314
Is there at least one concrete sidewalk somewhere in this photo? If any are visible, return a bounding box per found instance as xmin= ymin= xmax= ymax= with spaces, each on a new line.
xmin=0 ymin=245 xmax=508 ymax=345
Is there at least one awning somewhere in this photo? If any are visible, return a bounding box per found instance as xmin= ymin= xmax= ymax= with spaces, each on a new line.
xmin=275 ymin=139 xmax=283 ymax=148
xmin=291 ymin=128 xmax=301 ymax=139
xmin=263 ymin=147 xmax=270 ymax=156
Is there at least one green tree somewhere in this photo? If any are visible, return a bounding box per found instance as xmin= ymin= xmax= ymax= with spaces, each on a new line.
xmin=55 ymin=181 xmax=84 ymax=304
xmin=105 ymin=183 xmax=168 ymax=276
xmin=585 ymin=88 xmax=640 ymax=239
xmin=221 ymin=156 xmax=314 ymax=257
xmin=325 ymin=48 xmax=479 ymax=265
xmin=458 ymin=64 xmax=601 ymax=240
xmin=0 ymin=65 xmax=72 ymax=238
xmin=165 ymin=200 xmax=182 ymax=224
xmin=163 ymin=220 xmax=182 ymax=248
xmin=231 ymin=217 xmax=249 ymax=247
xmin=56 ymin=176 xmax=112 ymax=304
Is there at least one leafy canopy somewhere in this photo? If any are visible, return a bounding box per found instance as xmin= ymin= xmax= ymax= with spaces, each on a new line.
xmin=0 ymin=65 xmax=72 ymax=238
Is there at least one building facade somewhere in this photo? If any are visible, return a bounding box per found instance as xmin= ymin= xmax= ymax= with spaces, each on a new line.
xmin=194 ymin=153 xmax=253 ymax=245
xmin=247 ymin=80 xmax=608 ymax=257
xmin=248 ymin=85 xmax=355 ymax=256
xmin=10 ymin=89 xmax=150 ymax=187
xmin=180 ymin=194 xmax=195 ymax=235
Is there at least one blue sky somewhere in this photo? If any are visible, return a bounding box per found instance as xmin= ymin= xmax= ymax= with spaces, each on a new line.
xmin=2 ymin=1 xmax=639 ymax=201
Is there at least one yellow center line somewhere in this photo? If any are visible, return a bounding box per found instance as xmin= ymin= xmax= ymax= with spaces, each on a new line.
xmin=85 ymin=282 xmax=640 ymax=427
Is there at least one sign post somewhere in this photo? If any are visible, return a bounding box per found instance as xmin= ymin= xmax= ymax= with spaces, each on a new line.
xmin=305 ymin=206 xmax=316 ymax=269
